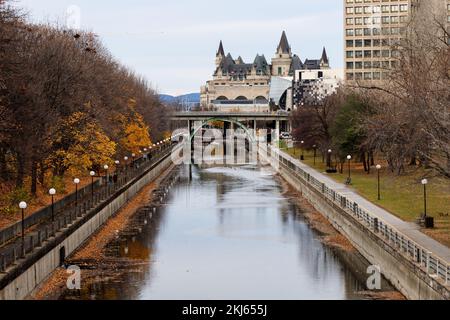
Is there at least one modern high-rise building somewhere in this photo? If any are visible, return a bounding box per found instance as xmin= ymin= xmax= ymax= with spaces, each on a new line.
xmin=344 ymin=0 xmax=449 ymax=83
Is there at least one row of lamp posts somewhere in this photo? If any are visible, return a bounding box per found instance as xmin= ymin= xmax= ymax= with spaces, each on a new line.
xmin=16 ymin=139 xmax=175 ymax=257
xmin=296 ymin=143 xmax=429 ymax=218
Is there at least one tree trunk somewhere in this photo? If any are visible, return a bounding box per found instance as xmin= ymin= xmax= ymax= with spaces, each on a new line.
xmin=387 ymin=157 xmax=394 ymax=173
xmin=0 ymin=148 xmax=9 ymax=181
xmin=31 ymin=159 xmax=38 ymax=195
xmin=38 ymin=162 xmax=45 ymax=185
xmin=16 ymin=152 xmax=25 ymax=187
xmin=361 ymin=152 xmax=368 ymax=172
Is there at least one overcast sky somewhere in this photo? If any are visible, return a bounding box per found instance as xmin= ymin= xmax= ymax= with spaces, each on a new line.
xmin=14 ymin=0 xmax=344 ymax=96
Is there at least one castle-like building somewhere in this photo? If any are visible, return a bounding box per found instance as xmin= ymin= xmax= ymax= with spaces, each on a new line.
xmin=200 ymin=31 xmax=330 ymax=111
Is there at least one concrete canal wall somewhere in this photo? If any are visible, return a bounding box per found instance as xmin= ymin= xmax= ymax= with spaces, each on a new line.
xmin=0 ymin=152 xmax=175 ymax=300
xmin=259 ymin=145 xmax=450 ymax=300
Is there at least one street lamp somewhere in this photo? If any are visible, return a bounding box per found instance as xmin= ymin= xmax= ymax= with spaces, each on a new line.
xmin=346 ymin=155 xmax=352 ymax=184
xmin=104 ymin=164 xmax=109 ymax=195
xmin=19 ymin=201 xmax=27 ymax=257
xmin=73 ymin=178 xmax=80 ymax=208
xmin=376 ymin=165 xmax=381 ymax=200
xmin=327 ymin=149 xmax=332 ymax=170
xmin=49 ymin=188 xmax=56 ymax=222
xmin=143 ymin=148 xmax=148 ymax=161
xmin=114 ymin=160 xmax=120 ymax=185
xmin=421 ymin=179 xmax=428 ymax=217
xmin=313 ymin=145 xmax=317 ymax=165
xmin=300 ymin=141 xmax=305 ymax=160
xmin=124 ymin=156 xmax=129 ymax=180
xmin=90 ymin=171 xmax=95 ymax=200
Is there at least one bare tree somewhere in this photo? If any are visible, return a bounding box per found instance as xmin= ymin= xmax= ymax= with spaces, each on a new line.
xmin=291 ymin=89 xmax=345 ymax=160
xmin=359 ymin=2 xmax=450 ymax=177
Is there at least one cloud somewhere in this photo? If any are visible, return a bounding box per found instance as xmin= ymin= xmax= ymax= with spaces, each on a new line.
xmin=13 ymin=0 xmax=343 ymax=95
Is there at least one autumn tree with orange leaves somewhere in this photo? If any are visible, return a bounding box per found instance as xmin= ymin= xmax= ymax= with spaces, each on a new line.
xmin=118 ymin=101 xmax=152 ymax=155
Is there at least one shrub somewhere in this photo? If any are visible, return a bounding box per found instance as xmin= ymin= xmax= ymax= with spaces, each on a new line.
xmin=47 ymin=175 xmax=66 ymax=194
xmin=8 ymin=187 xmax=32 ymax=205
xmin=0 ymin=187 xmax=32 ymax=215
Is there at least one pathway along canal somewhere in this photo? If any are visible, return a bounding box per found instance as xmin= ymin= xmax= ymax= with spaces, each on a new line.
xmin=60 ymin=164 xmax=399 ymax=300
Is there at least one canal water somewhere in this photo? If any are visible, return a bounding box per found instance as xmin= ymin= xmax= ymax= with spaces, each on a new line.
xmin=61 ymin=164 xmax=396 ymax=300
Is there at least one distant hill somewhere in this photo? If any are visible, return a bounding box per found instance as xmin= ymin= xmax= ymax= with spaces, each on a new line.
xmin=159 ymin=93 xmax=200 ymax=104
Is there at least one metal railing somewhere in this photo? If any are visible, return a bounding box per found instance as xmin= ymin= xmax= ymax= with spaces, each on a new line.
xmin=0 ymin=143 xmax=176 ymax=273
xmin=0 ymin=180 xmax=102 ymax=247
xmin=261 ymin=144 xmax=450 ymax=286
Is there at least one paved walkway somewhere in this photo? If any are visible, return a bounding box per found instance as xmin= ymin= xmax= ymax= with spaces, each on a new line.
xmin=280 ymin=149 xmax=450 ymax=263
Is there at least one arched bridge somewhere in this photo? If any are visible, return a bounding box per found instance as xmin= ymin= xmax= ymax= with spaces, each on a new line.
xmin=171 ymin=111 xmax=291 ymax=142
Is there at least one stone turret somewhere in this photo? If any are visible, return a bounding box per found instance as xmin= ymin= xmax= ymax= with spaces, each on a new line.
xmin=215 ymin=40 xmax=225 ymax=67
xmin=276 ymin=30 xmax=292 ymax=56
xmin=320 ymin=47 xmax=330 ymax=69
xmin=272 ymin=31 xmax=293 ymax=76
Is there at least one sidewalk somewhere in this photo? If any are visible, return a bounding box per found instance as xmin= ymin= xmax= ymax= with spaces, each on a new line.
xmin=279 ymin=148 xmax=450 ymax=264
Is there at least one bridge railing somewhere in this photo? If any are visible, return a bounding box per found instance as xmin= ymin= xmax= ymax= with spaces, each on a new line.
xmin=211 ymin=100 xmax=268 ymax=105
xmin=260 ymin=143 xmax=450 ymax=286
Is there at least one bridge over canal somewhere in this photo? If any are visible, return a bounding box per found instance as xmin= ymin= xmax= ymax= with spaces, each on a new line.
xmin=171 ymin=111 xmax=291 ymax=142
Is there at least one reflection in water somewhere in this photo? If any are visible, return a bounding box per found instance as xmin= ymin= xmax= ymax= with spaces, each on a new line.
xmin=61 ymin=164 xmax=393 ymax=300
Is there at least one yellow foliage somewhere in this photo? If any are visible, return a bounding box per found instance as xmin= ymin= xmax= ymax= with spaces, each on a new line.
xmin=65 ymin=122 xmax=116 ymax=176
xmin=50 ymin=112 xmax=116 ymax=176
xmin=119 ymin=111 xmax=152 ymax=154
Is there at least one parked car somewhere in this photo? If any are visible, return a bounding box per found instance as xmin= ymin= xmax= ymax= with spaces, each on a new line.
xmin=280 ymin=132 xmax=292 ymax=140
